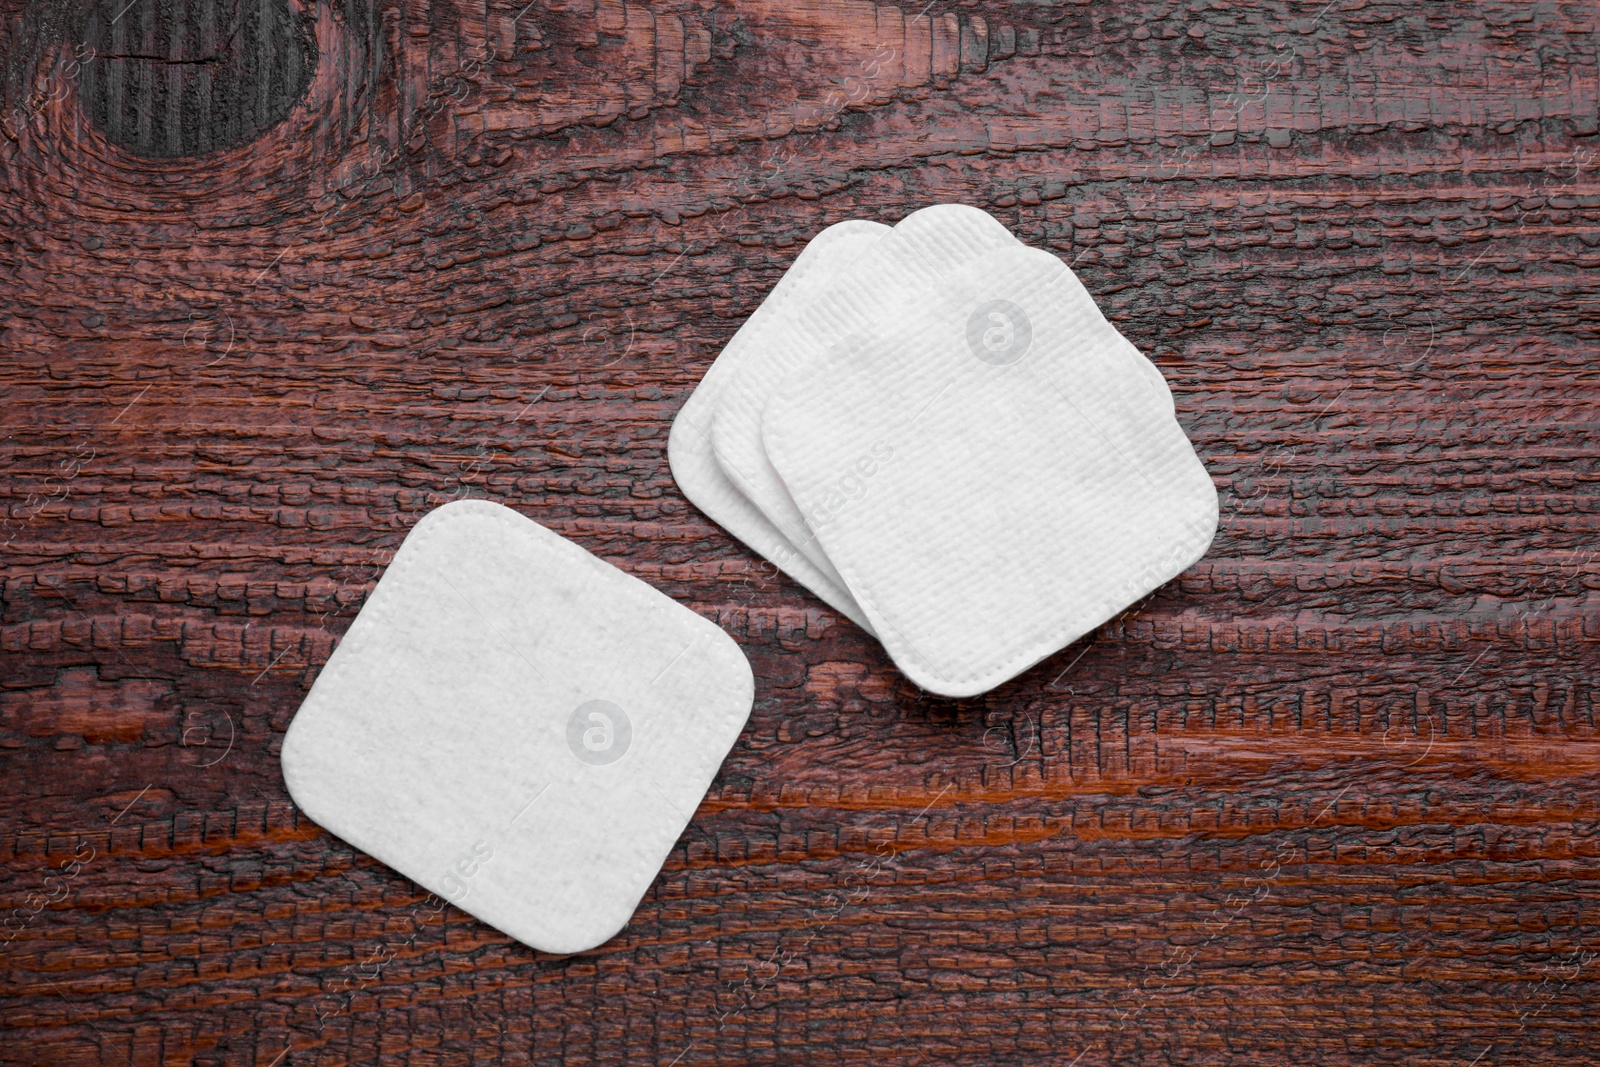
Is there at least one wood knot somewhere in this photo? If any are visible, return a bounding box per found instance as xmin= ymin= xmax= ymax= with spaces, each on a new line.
xmin=79 ymin=0 xmax=316 ymax=158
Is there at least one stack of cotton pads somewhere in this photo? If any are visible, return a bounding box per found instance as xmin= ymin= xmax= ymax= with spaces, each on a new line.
xmin=669 ymin=204 xmax=1219 ymax=698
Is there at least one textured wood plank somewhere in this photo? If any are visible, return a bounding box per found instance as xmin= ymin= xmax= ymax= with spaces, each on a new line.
xmin=1 ymin=0 xmax=1599 ymax=1064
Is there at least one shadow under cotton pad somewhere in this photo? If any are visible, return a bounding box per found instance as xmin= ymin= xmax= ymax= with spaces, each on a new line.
xmin=279 ymin=500 xmax=754 ymax=955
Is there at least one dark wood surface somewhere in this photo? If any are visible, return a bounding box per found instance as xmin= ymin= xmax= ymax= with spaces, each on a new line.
xmin=3 ymin=0 xmax=1598 ymax=1063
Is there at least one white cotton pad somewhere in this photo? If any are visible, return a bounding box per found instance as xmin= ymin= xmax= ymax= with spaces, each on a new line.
xmin=712 ymin=205 xmax=1018 ymax=582
xmin=762 ymin=243 xmax=1219 ymax=698
xmin=279 ymin=499 xmax=754 ymax=955
xmin=668 ymin=220 xmax=889 ymax=632
xmin=1118 ymin=332 xmax=1175 ymax=418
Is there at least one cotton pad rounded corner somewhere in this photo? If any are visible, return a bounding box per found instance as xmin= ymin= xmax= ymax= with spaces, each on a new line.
xmin=278 ymin=498 xmax=754 ymax=955
xmin=894 ymin=503 xmax=1218 ymax=699
xmin=882 ymin=202 xmax=1018 ymax=261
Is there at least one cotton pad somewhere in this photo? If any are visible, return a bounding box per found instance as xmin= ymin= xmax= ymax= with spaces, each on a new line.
xmin=712 ymin=205 xmax=1017 ymax=582
xmin=762 ymin=243 xmax=1218 ymax=698
xmin=280 ymin=500 xmax=754 ymax=954
xmin=668 ymin=220 xmax=889 ymax=632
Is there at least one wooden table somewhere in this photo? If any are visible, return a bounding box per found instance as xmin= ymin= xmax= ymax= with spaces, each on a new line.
xmin=3 ymin=0 xmax=1597 ymax=1063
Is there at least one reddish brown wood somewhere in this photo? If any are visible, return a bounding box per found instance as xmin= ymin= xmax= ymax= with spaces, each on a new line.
xmin=2 ymin=0 xmax=1598 ymax=1064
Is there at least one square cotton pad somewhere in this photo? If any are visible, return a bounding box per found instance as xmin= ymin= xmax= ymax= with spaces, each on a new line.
xmin=762 ymin=243 xmax=1219 ymax=698
xmin=280 ymin=499 xmax=754 ymax=954
xmin=668 ymin=220 xmax=888 ymax=632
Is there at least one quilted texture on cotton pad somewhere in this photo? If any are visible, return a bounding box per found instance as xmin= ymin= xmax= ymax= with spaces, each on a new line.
xmin=762 ymin=243 xmax=1218 ymax=698
xmin=280 ymin=500 xmax=753 ymax=954
xmin=668 ymin=219 xmax=888 ymax=631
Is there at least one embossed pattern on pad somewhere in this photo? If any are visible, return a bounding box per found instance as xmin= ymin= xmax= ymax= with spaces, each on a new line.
xmin=280 ymin=500 xmax=753 ymax=954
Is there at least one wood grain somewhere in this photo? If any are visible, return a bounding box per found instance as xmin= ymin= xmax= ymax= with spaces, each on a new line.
xmin=2 ymin=0 xmax=1598 ymax=1063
